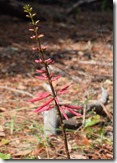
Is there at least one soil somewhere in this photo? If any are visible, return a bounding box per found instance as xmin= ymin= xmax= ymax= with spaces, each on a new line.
xmin=0 ymin=3 xmax=113 ymax=159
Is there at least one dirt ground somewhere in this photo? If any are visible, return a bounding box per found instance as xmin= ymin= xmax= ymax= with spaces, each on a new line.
xmin=0 ymin=4 xmax=113 ymax=159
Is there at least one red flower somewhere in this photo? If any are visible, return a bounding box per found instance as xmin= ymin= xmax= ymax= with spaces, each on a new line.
xmin=34 ymin=105 xmax=52 ymax=113
xmin=38 ymin=34 xmax=44 ymax=38
xmin=63 ymin=106 xmax=82 ymax=116
xmin=35 ymin=58 xmax=54 ymax=65
xmin=36 ymin=69 xmax=46 ymax=73
xmin=29 ymin=92 xmax=82 ymax=119
xmin=33 ymin=98 xmax=54 ymax=113
xmin=35 ymin=59 xmax=43 ymax=63
xmin=60 ymin=106 xmax=69 ymax=120
xmin=55 ymin=97 xmax=82 ymax=120
xmin=64 ymin=104 xmax=82 ymax=110
xmin=58 ymin=85 xmax=70 ymax=94
xmin=51 ymin=75 xmax=61 ymax=82
xmin=60 ymin=105 xmax=82 ymax=120
xmin=35 ymin=75 xmax=47 ymax=80
xmin=32 ymin=47 xmax=38 ymax=51
xmin=30 ymin=35 xmax=36 ymax=39
xmin=45 ymin=58 xmax=54 ymax=64
xmin=29 ymin=92 xmax=51 ymax=102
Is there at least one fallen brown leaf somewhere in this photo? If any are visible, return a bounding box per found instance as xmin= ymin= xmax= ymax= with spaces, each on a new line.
xmin=13 ymin=150 xmax=32 ymax=157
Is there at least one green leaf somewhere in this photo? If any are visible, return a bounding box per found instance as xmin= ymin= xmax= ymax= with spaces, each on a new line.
xmin=1 ymin=138 xmax=9 ymax=145
xmin=84 ymin=115 xmax=100 ymax=128
xmin=0 ymin=153 xmax=11 ymax=159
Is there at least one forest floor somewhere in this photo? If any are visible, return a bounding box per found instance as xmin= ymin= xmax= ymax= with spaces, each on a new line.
xmin=0 ymin=4 xmax=113 ymax=159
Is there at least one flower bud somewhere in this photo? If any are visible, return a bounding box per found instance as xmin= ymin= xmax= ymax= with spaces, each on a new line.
xmin=26 ymin=14 xmax=30 ymax=18
xmin=35 ymin=20 xmax=39 ymax=25
xmin=32 ymin=13 xmax=36 ymax=17
xmin=29 ymin=28 xmax=34 ymax=31
xmin=38 ymin=34 xmax=44 ymax=38
xmin=36 ymin=69 xmax=46 ymax=73
xmin=35 ymin=59 xmax=43 ymax=63
xmin=32 ymin=47 xmax=38 ymax=51
xmin=30 ymin=35 xmax=36 ymax=39
xmin=41 ymin=46 xmax=47 ymax=51
xmin=29 ymin=7 xmax=33 ymax=12
xmin=35 ymin=27 xmax=38 ymax=31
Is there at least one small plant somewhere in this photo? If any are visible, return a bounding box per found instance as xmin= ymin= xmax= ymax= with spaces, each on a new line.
xmin=23 ymin=4 xmax=82 ymax=159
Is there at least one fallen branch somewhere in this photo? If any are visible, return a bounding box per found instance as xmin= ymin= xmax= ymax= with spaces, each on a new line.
xmin=67 ymin=0 xmax=97 ymax=15
xmin=42 ymin=83 xmax=111 ymax=135
xmin=78 ymin=60 xmax=113 ymax=67
xmin=62 ymin=86 xmax=112 ymax=131
xmin=0 ymin=86 xmax=34 ymax=97
xmin=100 ymin=103 xmax=112 ymax=120
xmin=87 ymin=86 xmax=112 ymax=119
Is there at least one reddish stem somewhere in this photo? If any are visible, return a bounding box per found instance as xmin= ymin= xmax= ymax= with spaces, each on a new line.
xmin=34 ymin=26 xmax=70 ymax=159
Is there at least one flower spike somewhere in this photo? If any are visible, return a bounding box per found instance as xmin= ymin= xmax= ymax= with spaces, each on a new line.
xmin=24 ymin=4 xmax=82 ymax=158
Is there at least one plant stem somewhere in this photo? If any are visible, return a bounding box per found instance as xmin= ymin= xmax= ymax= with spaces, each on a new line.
xmin=35 ymin=29 xmax=70 ymax=159
xmin=24 ymin=5 xmax=70 ymax=159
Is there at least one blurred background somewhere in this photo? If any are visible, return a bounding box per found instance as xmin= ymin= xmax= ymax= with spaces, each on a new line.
xmin=0 ymin=0 xmax=113 ymax=159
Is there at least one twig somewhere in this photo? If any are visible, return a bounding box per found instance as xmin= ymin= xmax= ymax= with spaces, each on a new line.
xmin=0 ymin=86 xmax=34 ymax=97
xmin=100 ymin=103 xmax=112 ymax=120
xmin=67 ymin=0 xmax=97 ymax=15
xmin=75 ymin=103 xmax=87 ymax=132
xmin=82 ymin=104 xmax=87 ymax=125
xmin=78 ymin=60 xmax=113 ymax=67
